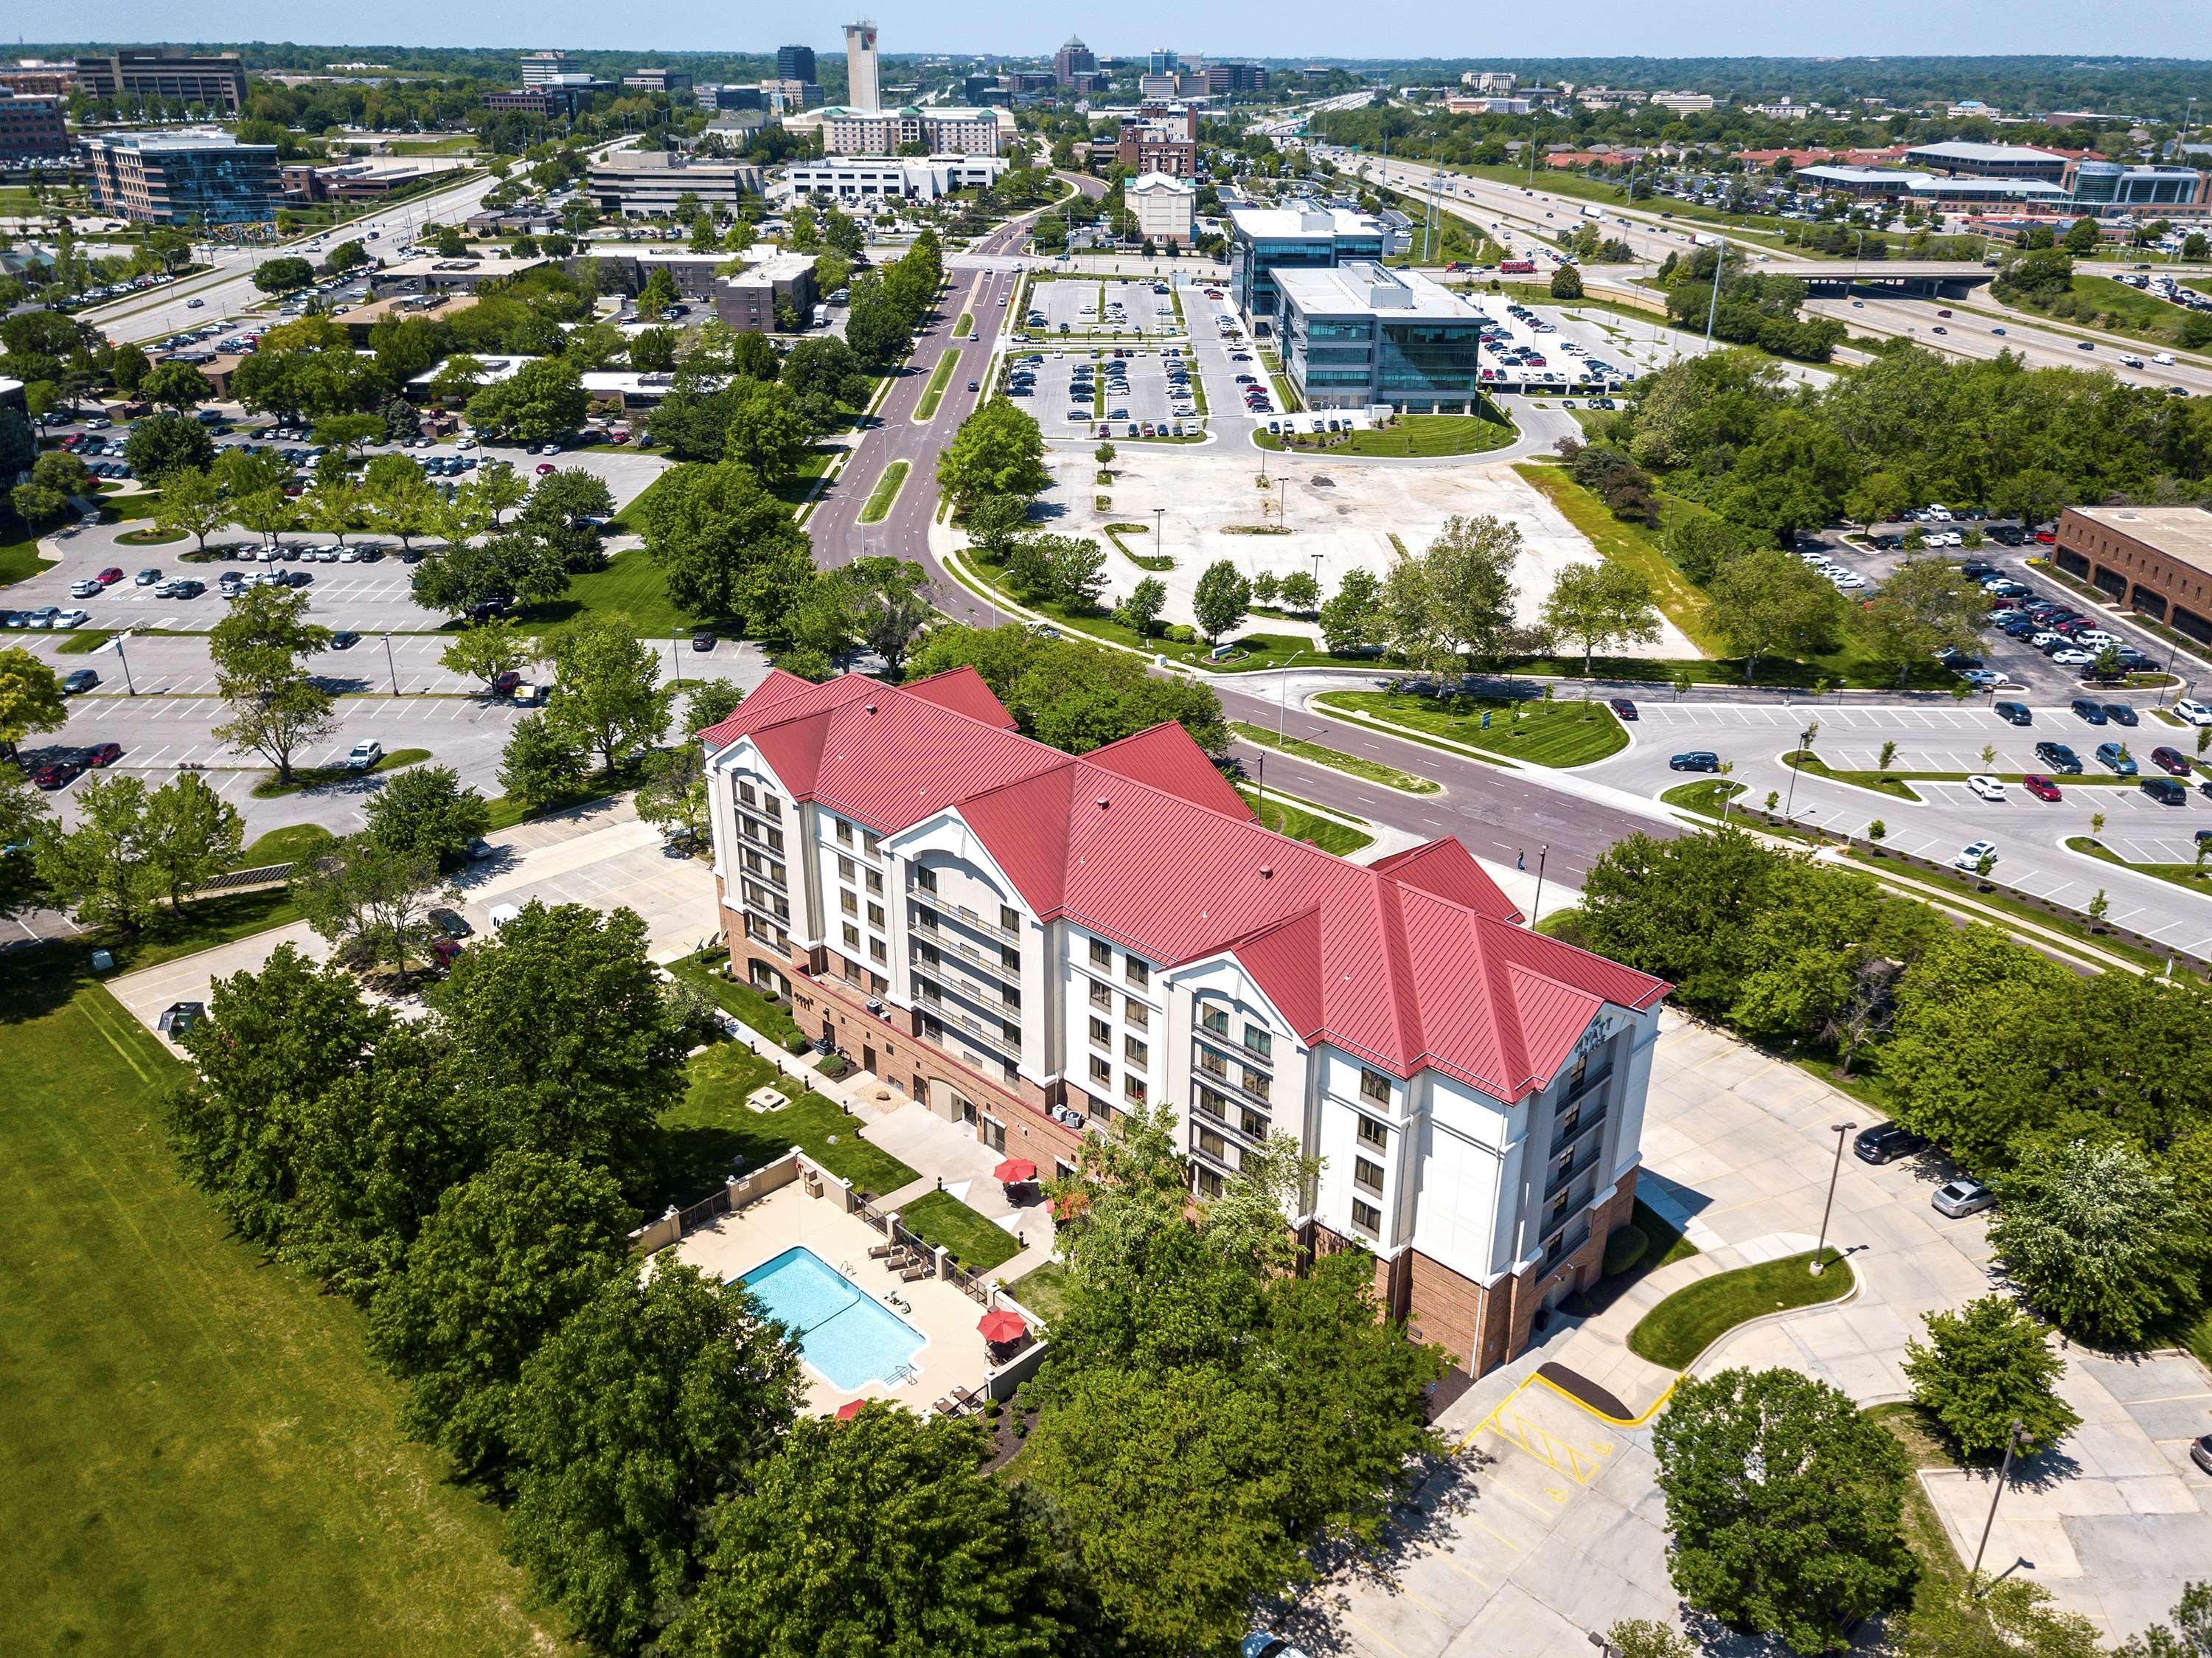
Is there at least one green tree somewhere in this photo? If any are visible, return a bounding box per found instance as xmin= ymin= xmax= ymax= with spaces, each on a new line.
xmin=1707 ymin=548 xmax=1846 ymax=683
xmin=364 ymin=764 xmax=491 ymax=867
xmin=1859 ymin=555 xmax=1988 ymax=684
xmin=633 ymin=742 xmax=709 ymax=844
xmin=938 ymin=398 xmax=1050 ymax=510
xmin=1604 ymin=1622 xmax=1694 ymax=1658
xmin=208 ymin=583 xmax=338 ymax=783
xmin=368 ymin=1152 xmax=633 ymax=1475
xmin=252 ymin=255 xmax=316 ymax=293
xmin=1279 ymin=569 xmax=1321 ymax=613
xmin=0 ymin=762 xmax=52 ymax=917
xmin=140 ymin=359 xmax=214 ymax=412
xmin=361 ymin=452 xmax=442 ymax=550
xmin=1652 ymin=1367 xmax=1913 ymax=1654
xmin=543 ymin=613 xmax=675 ymax=777
xmin=326 ymin=238 xmax=368 ymax=272
xmin=844 ymin=555 xmax=933 ymax=678
xmin=1114 ymin=574 xmax=1169 ymax=638
xmin=685 ymin=678 xmax=744 ymax=733
xmin=1192 ymin=559 xmax=1251 ymax=645
xmin=1550 ymin=263 xmax=1584 ymax=299
xmin=153 ymin=464 xmax=230 ymax=552
xmin=515 ymin=469 xmax=617 ymax=570
xmin=124 ymin=409 xmax=217 ymax=483
xmin=313 ymin=412 xmax=387 ymax=458
xmin=440 ymin=617 xmax=536 ymax=693
xmin=141 ymin=771 xmax=245 ymax=912
xmin=1540 ymin=561 xmax=1663 ymax=673
xmin=428 ymin=901 xmax=689 ymax=1179
xmin=291 ymin=833 xmax=457 ymax=985
xmin=32 ymin=771 xmax=164 ymax=930
xmin=498 ymin=712 xmax=589 ymax=808
xmin=466 ymin=358 xmax=588 ymax=445
xmin=1902 ymin=1295 xmax=2081 ymax=1460
xmin=636 ymin=459 xmax=813 ymax=632
xmin=667 ymin=1406 xmax=1065 ymax=1658
xmin=1989 ymin=1140 xmax=2207 ymax=1348
xmin=720 ymin=380 xmax=814 ymax=485
xmin=1317 ymin=566 xmax=1385 ymax=655
xmin=2118 ymin=1581 xmax=2212 ymax=1657
xmin=303 ymin=476 xmax=365 ymax=547
xmin=844 ymin=275 xmax=914 ymax=369
xmin=0 ymin=646 xmax=69 ymax=763
xmin=504 ymin=1265 xmax=806 ymax=1655
xmin=2063 ymin=215 xmax=2101 ymax=254
xmin=1896 ymin=1569 xmax=2105 ymax=1658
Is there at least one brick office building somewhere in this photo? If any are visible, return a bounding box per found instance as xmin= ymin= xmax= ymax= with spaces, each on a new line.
xmin=2054 ymin=505 xmax=2212 ymax=644
xmin=700 ymin=668 xmax=1670 ymax=1378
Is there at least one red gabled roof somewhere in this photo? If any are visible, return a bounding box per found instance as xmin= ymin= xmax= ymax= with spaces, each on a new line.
xmin=703 ymin=674 xmax=1668 ymax=1099
xmin=899 ymin=665 xmax=1019 ymax=729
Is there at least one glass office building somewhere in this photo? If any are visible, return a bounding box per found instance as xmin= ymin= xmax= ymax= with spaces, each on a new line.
xmin=85 ymin=131 xmax=282 ymax=225
xmin=1227 ymin=206 xmax=1388 ymax=320
xmin=1274 ymin=263 xmax=1486 ymax=412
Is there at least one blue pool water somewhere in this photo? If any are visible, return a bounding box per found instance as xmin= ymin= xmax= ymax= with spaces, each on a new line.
xmin=738 ymin=1246 xmax=926 ymax=1390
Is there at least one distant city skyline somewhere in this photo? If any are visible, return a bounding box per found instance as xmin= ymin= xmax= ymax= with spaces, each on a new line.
xmin=38 ymin=4 xmax=2212 ymax=63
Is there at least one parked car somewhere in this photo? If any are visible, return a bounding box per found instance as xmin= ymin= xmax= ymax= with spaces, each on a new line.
xmin=1966 ymin=774 xmax=2007 ymax=802
xmin=1932 ymin=1177 xmax=1997 ymax=1218
xmin=1854 ymin=1123 xmax=1929 ymax=1165
xmin=2095 ymin=742 xmax=2138 ymax=775
xmin=2176 ymin=699 xmax=2212 ymax=726
xmin=330 ymin=630 xmax=359 ymax=650
xmin=343 ymin=740 xmax=383 ymax=772
xmin=1952 ymin=839 xmax=1998 ymax=872
xmin=30 ymin=757 xmax=83 ymax=789
xmin=2070 ymin=698 xmax=2108 ymax=725
xmin=2022 ymin=774 xmax=2062 ymax=801
xmin=2101 ymin=702 xmax=2138 ymax=726
xmin=2192 ymin=1434 xmax=2212 ymax=1478
xmin=1993 ymin=701 xmax=2032 ymax=726
xmin=1669 ymin=751 xmax=1721 ymax=772
xmin=2151 ymin=746 xmax=2192 ymax=777
xmin=2034 ymin=742 xmax=2083 ymax=774
xmin=1607 ymin=697 xmax=1637 ymax=721
xmin=62 ymin=669 xmax=99 ymax=694
xmin=80 ymin=740 xmax=123 ymax=768
xmin=2143 ymin=776 xmax=2188 ymax=805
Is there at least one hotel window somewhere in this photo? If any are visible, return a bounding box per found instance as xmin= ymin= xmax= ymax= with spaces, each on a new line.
xmin=1198 ymin=1047 xmax=1228 ymax=1080
xmin=1357 ymin=1115 xmax=1389 ymax=1151
xmin=1197 ymin=1127 xmax=1228 ymax=1162
xmin=739 ymin=782 xmax=757 ymax=808
xmin=1360 ymin=1068 xmax=1391 ymax=1105
xmin=867 ymin=901 xmax=885 ymax=929
xmin=1243 ymin=1024 xmax=1273 ymax=1061
xmin=1351 ymin=1199 xmax=1382 ymax=1237
xmin=1124 ymin=1074 xmax=1148 ymax=1103
xmin=1090 ymin=938 xmax=1113 ymax=969
xmin=1124 ymin=1036 xmax=1148 ymax=1066
xmin=841 ymin=889 xmax=858 ymax=917
xmin=1090 ymin=1016 xmax=1111 ymax=1047
xmin=1000 ymin=944 xmax=1020 ymax=971
xmin=863 ymin=831 xmax=880 ymax=858
xmin=1354 ymin=1156 xmax=1385 ymax=1195
xmin=1125 ymin=958 xmax=1150 ymax=990
xmin=867 ymin=870 xmax=883 ymax=896
xmin=1089 ymin=1054 xmax=1112 ymax=1085
xmin=842 ymin=923 xmax=860 ymax=950
xmin=1241 ymin=1107 xmax=1267 ymax=1139
xmin=1124 ymin=998 xmax=1148 ymax=1030
xmin=1195 ymin=1086 xmax=1227 ymax=1122
xmin=869 ymin=938 xmax=887 ymax=965
xmin=1090 ymin=979 xmax=1112 ymax=1010
xmin=1001 ymin=904 xmax=1020 ymax=933
xmin=835 ymin=818 xmax=853 ymax=846
xmin=1202 ymin=1005 xmax=1230 ymax=1037
xmin=1194 ymin=1166 xmax=1225 ymax=1199
xmin=915 ymin=865 xmax=937 ymax=893
xmin=838 ymin=854 xmax=856 ymax=882
xmin=1241 ymin=1066 xmax=1269 ymax=1100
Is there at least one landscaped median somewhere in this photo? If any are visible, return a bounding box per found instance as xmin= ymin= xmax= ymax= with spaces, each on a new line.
xmin=1312 ymin=688 xmax=1629 ymax=768
xmin=1254 ymin=410 xmax=1516 ymax=457
xmin=858 ymin=459 xmax=910 ymax=525
xmin=2066 ymin=834 xmax=2212 ymax=895
xmin=1234 ymin=784 xmax=1374 ymax=855
xmin=914 ymin=349 xmax=961 ymax=421
xmin=1627 ymin=1249 xmax=1855 ymax=1370
xmin=251 ymin=747 xmax=431 ymax=799
xmin=1102 ymin=523 xmax=1172 ymax=571
xmin=1786 ymin=749 xmax=2147 ymax=803
xmin=1229 ymin=720 xmax=1441 ymax=794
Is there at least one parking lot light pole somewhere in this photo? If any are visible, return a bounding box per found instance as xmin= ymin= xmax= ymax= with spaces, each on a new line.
xmin=1971 ymin=1422 xmax=2028 ymax=1586
xmin=1811 ymin=1120 xmax=1857 ymax=1274
xmin=1531 ymin=843 xmax=1550 ymax=918
xmin=381 ymin=631 xmax=398 ymax=696
xmin=1781 ymin=724 xmax=1815 ymax=819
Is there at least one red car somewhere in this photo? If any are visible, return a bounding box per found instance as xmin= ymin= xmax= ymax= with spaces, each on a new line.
xmin=2151 ymin=746 xmax=2192 ymax=777
xmin=2022 ymin=774 xmax=2063 ymax=802
xmin=31 ymin=758 xmax=82 ymax=790
xmin=535 ymin=462 xmax=555 ymax=476
xmin=95 ymin=566 xmax=124 ymax=586
xmin=79 ymin=741 xmax=123 ymax=768
xmin=490 ymin=670 xmax=523 ymax=697
xmin=1609 ymin=697 xmax=1638 ymax=721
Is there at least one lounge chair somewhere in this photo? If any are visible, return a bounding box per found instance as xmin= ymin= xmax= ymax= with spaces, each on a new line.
xmin=866 ymin=1243 xmax=893 ymax=1260
xmin=933 ymin=1397 xmax=956 ymax=1416
xmin=901 ymin=1265 xmax=928 ymax=1282
xmin=951 ymin=1386 xmax=978 ymax=1410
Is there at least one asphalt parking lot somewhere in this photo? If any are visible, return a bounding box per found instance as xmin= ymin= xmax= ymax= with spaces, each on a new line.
xmin=1028 ymin=274 xmax=1180 ymax=336
xmin=1010 ymin=348 xmax=1197 ymax=438
xmin=1182 ymin=280 xmax=1276 ymax=426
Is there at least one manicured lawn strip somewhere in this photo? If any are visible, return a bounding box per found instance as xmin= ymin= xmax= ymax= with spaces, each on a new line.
xmin=915 ymin=350 xmax=961 ymax=420
xmin=953 ymin=312 xmax=974 ymax=338
xmin=1843 ymin=850 xmax=2185 ymax=977
xmin=1316 ymin=688 xmax=1629 ymax=767
xmin=1102 ymin=522 xmax=1172 ymax=570
xmin=0 ymin=533 xmax=55 ymax=585
xmin=2065 ymin=834 xmax=2212 ymax=894
xmin=896 ymin=1188 xmax=1023 ymax=1272
xmin=0 ymin=973 xmax=557 ymax=1657
xmin=58 ymin=627 xmax=116 ymax=653
xmin=1006 ymin=1260 xmax=1071 ymax=1326
xmin=96 ymin=492 xmax=163 ymax=522
xmin=24 ymin=887 xmax=305 ymax=979
xmin=1660 ymin=778 xmax=1745 ymax=818
xmin=858 ymin=459 xmax=909 ymax=524
xmin=1229 ymin=719 xmax=1441 ymax=793
xmin=1235 ymin=785 xmax=1373 ymax=855
xmin=1627 ymin=1248 xmax=1852 ymax=1370
xmin=666 ymin=952 xmax=809 ymax=1050
xmin=1255 ymin=411 xmax=1516 ymax=457
xmin=1784 ymin=751 xmax=1923 ymax=801
xmin=235 ymin=822 xmax=335 ymax=868
xmin=603 ymin=460 xmax=686 ymax=532
xmin=480 ymin=760 xmax=644 ymax=832
xmin=1514 ymin=463 xmax=1722 ymax=655
xmin=666 ymin=1041 xmax=917 ymax=1205
xmin=251 ymin=747 xmax=431 ymax=798
xmin=515 ymin=548 xmax=696 ymax=637
xmin=1865 ymin=1402 xmax=1969 ymax=1596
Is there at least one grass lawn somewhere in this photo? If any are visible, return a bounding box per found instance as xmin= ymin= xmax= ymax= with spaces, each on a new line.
xmin=1255 ymin=412 xmax=1516 ymax=457
xmin=915 ymin=350 xmax=961 ymax=420
xmin=660 ymin=1041 xmax=918 ymax=1206
xmin=2024 ymin=274 xmax=2212 ymax=350
xmin=0 ymin=970 xmax=560 ymax=1657
xmin=1315 ymin=688 xmax=1629 ymax=768
xmin=1786 ymin=750 xmax=1924 ymax=802
xmin=1236 ymin=784 xmax=1374 ymax=855
xmin=1561 ymin=1198 xmax=1700 ymax=1318
xmin=1515 ymin=463 xmax=1722 ymax=656
xmin=858 ymin=459 xmax=909 ymax=524
xmin=666 ymin=951 xmax=809 ymax=1050
xmin=386 ymin=134 xmax=480 ymax=156
xmin=96 ymin=491 xmax=164 ymax=523
xmin=1229 ymin=720 xmax=1441 ymax=794
xmin=1 ymin=532 xmax=55 ymax=586
xmin=481 ymin=760 xmax=643 ymax=833
xmin=2065 ymin=834 xmax=2212 ymax=895
xmin=1627 ymin=1249 xmax=1853 ymax=1369
xmin=953 ymin=311 xmax=974 ymax=338
xmin=116 ymin=525 xmax=185 ymax=546
xmin=897 ymin=1188 xmax=1023 ymax=1272
xmin=515 ymin=549 xmax=696 ymax=637
xmin=251 ymin=747 xmax=431 ymax=799
xmin=1660 ymin=778 xmax=1745 ymax=818
xmin=27 ymin=887 xmax=304 ymax=981
xmin=236 ymin=822 xmax=336 ymax=868
xmin=1865 ymin=1401 xmax=1968 ymax=1596
xmin=1103 ymin=523 xmax=1172 ymax=571
xmin=58 ymin=627 xmax=117 ymax=654
xmin=1006 ymin=1260 xmax=1071 ymax=1327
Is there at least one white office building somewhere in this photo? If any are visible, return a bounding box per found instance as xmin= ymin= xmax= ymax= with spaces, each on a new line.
xmin=819 ymin=104 xmax=1006 ymax=158
xmin=1127 ymin=171 xmax=1195 ymax=244
xmin=784 ymin=153 xmax=1009 ymax=202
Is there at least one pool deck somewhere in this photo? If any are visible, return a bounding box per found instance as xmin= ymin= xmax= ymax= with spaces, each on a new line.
xmin=673 ymin=1181 xmax=1001 ymax=1418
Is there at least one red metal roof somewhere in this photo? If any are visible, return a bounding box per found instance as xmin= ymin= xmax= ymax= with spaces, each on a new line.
xmin=899 ymin=665 xmax=1020 ymax=729
xmin=704 ymin=673 xmax=1667 ymax=1099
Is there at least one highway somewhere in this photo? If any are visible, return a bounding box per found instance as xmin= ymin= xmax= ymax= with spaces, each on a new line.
xmin=1804 ymin=290 xmax=2212 ymax=395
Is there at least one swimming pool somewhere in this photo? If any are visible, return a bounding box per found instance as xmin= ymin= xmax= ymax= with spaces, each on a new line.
xmin=738 ymin=1246 xmax=927 ymax=1391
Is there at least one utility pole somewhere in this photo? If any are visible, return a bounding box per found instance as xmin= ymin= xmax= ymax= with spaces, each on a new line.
xmin=1811 ymin=1121 xmax=1856 ymax=1274
xmin=1971 ymin=1422 xmax=2028 ymax=1585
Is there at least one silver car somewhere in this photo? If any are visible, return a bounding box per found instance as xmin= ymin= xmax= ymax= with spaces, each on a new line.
xmin=1932 ymin=1178 xmax=1996 ymax=1218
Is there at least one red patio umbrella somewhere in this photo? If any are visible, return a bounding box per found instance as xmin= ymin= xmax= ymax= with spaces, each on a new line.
xmin=992 ymin=1157 xmax=1037 ymax=1184
xmin=977 ymin=1308 xmax=1029 ymax=1345
xmin=835 ymin=1398 xmax=869 ymax=1421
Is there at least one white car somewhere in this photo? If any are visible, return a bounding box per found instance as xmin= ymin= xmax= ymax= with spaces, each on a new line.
xmin=2051 ymin=648 xmax=2095 ymax=666
xmin=1952 ymin=839 xmax=1998 ymax=872
xmin=2173 ymin=698 xmax=2212 ymax=726
xmin=1966 ymin=774 xmax=2008 ymax=802
xmin=54 ymin=608 xmax=89 ymax=628
xmin=343 ymin=740 xmax=384 ymax=772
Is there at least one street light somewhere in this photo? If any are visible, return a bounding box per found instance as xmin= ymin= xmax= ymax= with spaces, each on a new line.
xmin=1811 ymin=1120 xmax=1856 ymax=1274
xmin=1970 ymin=1421 xmax=2028 ymax=1585
xmin=1531 ymin=843 xmax=1550 ymax=918
xmin=382 ymin=631 xmax=399 ymax=696
xmin=1781 ymin=724 xmax=1816 ymax=819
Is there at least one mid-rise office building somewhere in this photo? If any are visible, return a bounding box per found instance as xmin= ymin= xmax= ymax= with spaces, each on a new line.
xmin=760 ymin=77 xmax=821 ymax=113
xmin=85 ymin=130 xmax=281 ymax=224
xmin=1274 ymin=262 xmax=1488 ymax=412
xmin=701 ymin=84 xmax=767 ymax=112
xmin=1461 ymin=70 xmax=1517 ymax=92
xmin=1053 ymin=35 xmax=1098 ymax=86
xmin=1127 ymin=171 xmax=1195 ymax=244
xmin=1226 ymin=204 xmax=1388 ymax=319
xmin=1203 ymin=62 xmax=1268 ymax=95
xmin=1903 ymin=139 xmax=2069 ymax=182
xmin=586 ymin=148 xmax=764 ymax=217
xmin=702 ymin=669 xmax=1669 ymax=1378
xmin=844 ymin=22 xmax=881 ymax=113
xmin=1116 ymin=104 xmax=1198 ymax=178
xmin=0 ymin=63 xmax=77 ymax=98
xmin=481 ymin=83 xmax=610 ymax=119
xmin=2054 ymin=507 xmax=2212 ymax=645
xmin=785 ymin=153 xmax=1008 ymax=202
xmin=520 ymin=51 xmax=574 ymax=86
xmin=1648 ymin=90 xmax=1716 ymax=114
xmin=776 ymin=45 xmax=818 ymax=85
xmin=714 ymin=252 xmax=818 ymax=333
xmin=0 ymin=88 xmax=69 ymax=159
xmin=74 ymin=49 xmax=247 ymax=114
xmin=1149 ymin=48 xmax=1180 ymax=75
xmin=821 ymin=104 xmax=1004 ymax=158
xmin=623 ymin=68 xmax=693 ymax=95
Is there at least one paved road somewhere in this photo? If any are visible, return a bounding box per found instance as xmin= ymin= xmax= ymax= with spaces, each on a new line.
xmin=1805 ymin=290 xmax=2212 ymax=396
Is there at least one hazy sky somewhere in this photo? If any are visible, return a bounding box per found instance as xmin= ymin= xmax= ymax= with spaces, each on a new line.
xmin=50 ymin=2 xmax=2212 ymax=61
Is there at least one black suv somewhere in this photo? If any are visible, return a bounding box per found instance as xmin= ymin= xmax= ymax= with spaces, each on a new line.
xmin=2034 ymin=741 xmax=2083 ymax=774
xmin=1855 ymin=1123 xmax=1929 ymax=1165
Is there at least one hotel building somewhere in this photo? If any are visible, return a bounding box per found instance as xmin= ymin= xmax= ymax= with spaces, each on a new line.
xmin=701 ymin=669 xmax=1669 ymax=1376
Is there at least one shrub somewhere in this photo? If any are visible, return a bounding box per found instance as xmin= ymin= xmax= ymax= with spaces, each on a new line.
xmin=1161 ymin=623 xmax=1197 ymax=644
xmin=1603 ymin=1222 xmax=1649 ymax=1277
